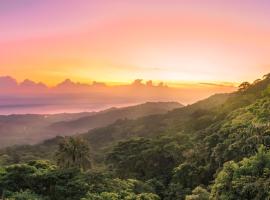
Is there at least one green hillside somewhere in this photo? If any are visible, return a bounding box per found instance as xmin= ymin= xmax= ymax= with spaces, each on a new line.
xmin=0 ymin=94 xmax=227 ymax=164
xmin=1 ymin=74 xmax=270 ymax=199
xmin=0 ymin=102 xmax=182 ymax=147
xmin=48 ymin=102 xmax=183 ymax=135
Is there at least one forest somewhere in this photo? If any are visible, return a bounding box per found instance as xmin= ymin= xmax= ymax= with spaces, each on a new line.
xmin=1 ymin=73 xmax=270 ymax=200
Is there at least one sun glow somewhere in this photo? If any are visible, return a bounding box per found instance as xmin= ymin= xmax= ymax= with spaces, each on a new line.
xmin=0 ymin=1 xmax=270 ymax=86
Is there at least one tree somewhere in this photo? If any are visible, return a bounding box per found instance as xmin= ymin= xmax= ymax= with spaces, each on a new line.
xmin=253 ymin=79 xmax=261 ymax=85
xmin=0 ymin=160 xmax=56 ymax=200
xmin=238 ymin=82 xmax=251 ymax=92
xmin=81 ymin=192 xmax=160 ymax=200
xmin=41 ymin=168 xmax=90 ymax=200
xmin=263 ymin=73 xmax=270 ymax=79
xmin=80 ymin=177 xmax=160 ymax=200
xmin=106 ymin=135 xmax=189 ymax=181
xmin=165 ymin=163 xmax=204 ymax=200
xmin=0 ymin=164 xmax=37 ymax=192
xmin=210 ymin=146 xmax=270 ymax=200
xmin=56 ymin=137 xmax=91 ymax=171
xmin=185 ymin=186 xmax=210 ymax=200
xmin=7 ymin=190 xmax=44 ymax=200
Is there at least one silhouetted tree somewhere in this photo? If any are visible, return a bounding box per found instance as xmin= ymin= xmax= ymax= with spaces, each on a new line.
xmin=238 ymin=82 xmax=251 ymax=92
xmin=263 ymin=73 xmax=270 ymax=79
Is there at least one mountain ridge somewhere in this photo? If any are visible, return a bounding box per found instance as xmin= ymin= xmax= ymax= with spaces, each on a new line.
xmin=0 ymin=101 xmax=182 ymax=147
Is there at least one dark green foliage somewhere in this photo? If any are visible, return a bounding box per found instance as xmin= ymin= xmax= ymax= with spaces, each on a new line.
xmin=106 ymin=134 xmax=191 ymax=181
xmin=163 ymin=162 xmax=210 ymax=199
xmin=185 ymin=186 xmax=210 ymax=200
xmin=0 ymin=162 xmax=158 ymax=200
xmin=81 ymin=178 xmax=160 ymax=200
xmin=210 ymin=146 xmax=270 ymax=200
xmin=0 ymin=160 xmax=55 ymax=199
xmin=82 ymin=191 xmax=160 ymax=200
xmin=7 ymin=190 xmax=45 ymax=200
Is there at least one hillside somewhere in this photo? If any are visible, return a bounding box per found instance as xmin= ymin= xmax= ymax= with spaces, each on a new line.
xmin=48 ymin=102 xmax=183 ymax=136
xmin=1 ymin=74 xmax=270 ymax=199
xmin=0 ymin=102 xmax=182 ymax=147
xmin=0 ymin=112 xmax=95 ymax=147
xmin=0 ymin=92 xmax=230 ymax=164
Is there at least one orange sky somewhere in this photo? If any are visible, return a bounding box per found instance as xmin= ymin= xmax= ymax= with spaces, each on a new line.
xmin=0 ymin=0 xmax=270 ymax=86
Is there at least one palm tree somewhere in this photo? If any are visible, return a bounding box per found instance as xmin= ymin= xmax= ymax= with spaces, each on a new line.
xmin=56 ymin=136 xmax=91 ymax=171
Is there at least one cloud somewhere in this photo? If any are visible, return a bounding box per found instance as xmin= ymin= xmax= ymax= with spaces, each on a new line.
xmin=199 ymin=82 xmax=236 ymax=87
xmin=0 ymin=76 xmax=237 ymax=114
xmin=21 ymin=79 xmax=48 ymax=89
xmin=0 ymin=76 xmax=18 ymax=88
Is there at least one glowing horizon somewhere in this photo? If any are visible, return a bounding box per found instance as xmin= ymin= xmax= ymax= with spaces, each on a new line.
xmin=1 ymin=0 xmax=270 ymax=86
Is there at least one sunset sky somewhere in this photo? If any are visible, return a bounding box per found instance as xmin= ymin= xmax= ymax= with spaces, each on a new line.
xmin=1 ymin=0 xmax=270 ymax=86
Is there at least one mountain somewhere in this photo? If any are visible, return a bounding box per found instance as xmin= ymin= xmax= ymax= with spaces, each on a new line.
xmin=0 ymin=92 xmax=230 ymax=163
xmin=48 ymin=102 xmax=183 ymax=135
xmin=1 ymin=74 xmax=270 ymax=199
xmin=0 ymin=112 xmax=95 ymax=147
xmin=0 ymin=102 xmax=182 ymax=147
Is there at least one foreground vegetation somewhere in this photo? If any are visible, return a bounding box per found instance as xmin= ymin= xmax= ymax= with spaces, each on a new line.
xmin=1 ymin=74 xmax=270 ymax=199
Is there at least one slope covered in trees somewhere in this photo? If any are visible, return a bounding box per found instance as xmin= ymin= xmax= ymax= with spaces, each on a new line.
xmin=0 ymin=102 xmax=182 ymax=147
xmin=1 ymin=74 xmax=270 ymax=199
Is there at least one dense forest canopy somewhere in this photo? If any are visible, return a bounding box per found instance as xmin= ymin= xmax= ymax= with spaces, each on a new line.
xmin=1 ymin=74 xmax=270 ymax=199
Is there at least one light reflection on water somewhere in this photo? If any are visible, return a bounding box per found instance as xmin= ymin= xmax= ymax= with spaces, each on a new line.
xmin=0 ymin=103 xmax=137 ymax=115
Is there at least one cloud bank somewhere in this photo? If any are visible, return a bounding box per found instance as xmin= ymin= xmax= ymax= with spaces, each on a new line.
xmin=0 ymin=76 xmax=236 ymax=114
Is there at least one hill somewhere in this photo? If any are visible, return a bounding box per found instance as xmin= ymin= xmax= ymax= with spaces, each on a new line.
xmin=0 ymin=112 xmax=95 ymax=147
xmin=0 ymin=92 xmax=229 ymax=164
xmin=48 ymin=102 xmax=183 ymax=136
xmin=1 ymin=74 xmax=270 ymax=199
xmin=0 ymin=102 xmax=182 ymax=147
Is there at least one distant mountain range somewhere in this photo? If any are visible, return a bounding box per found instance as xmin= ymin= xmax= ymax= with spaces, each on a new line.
xmin=0 ymin=102 xmax=182 ymax=147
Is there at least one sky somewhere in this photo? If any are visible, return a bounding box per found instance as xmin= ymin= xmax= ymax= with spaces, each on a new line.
xmin=0 ymin=0 xmax=270 ymax=86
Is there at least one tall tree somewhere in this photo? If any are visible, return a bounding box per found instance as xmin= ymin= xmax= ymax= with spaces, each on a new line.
xmin=56 ymin=137 xmax=91 ymax=171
